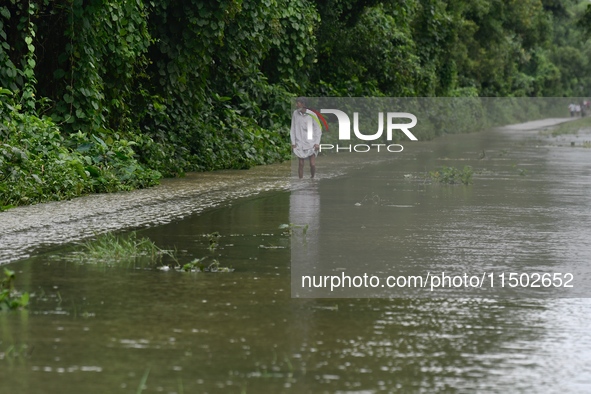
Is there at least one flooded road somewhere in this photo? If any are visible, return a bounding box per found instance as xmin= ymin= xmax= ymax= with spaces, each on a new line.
xmin=0 ymin=163 xmax=291 ymax=265
xmin=2 ymin=118 xmax=591 ymax=393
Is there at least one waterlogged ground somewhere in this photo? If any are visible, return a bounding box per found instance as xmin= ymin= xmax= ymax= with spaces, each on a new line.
xmin=2 ymin=118 xmax=591 ymax=393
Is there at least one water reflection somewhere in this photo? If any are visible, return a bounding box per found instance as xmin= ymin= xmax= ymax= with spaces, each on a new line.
xmin=289 ymin=180 xmax=321 ymax=298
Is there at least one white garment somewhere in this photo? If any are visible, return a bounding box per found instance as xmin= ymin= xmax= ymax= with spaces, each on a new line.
xmin=290 ymin=109 xmax=322 ymax=158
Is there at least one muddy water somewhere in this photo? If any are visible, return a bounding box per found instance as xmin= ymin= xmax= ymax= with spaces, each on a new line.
xmin=2 ymin=122 xmax=591 ymax=393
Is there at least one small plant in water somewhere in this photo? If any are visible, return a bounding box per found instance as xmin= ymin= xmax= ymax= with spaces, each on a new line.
xmin=79 ymin=231 xmax=175 ymax=267
xmin=511 ymin=164 xmax=528 ymax=176
xmin=207 ymin=231 xmax=221 ymax=251
xmin=1 ymin=343 xmax=31 ymax=362
xmin=0 ymin=269 xmax=29 ymax=311
xmin=430 ymin=165 xmax=473 ymax=185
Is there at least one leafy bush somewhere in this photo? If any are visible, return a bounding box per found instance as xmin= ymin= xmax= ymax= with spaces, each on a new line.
xmin=0 ymin=90 xmax=161 ymax=209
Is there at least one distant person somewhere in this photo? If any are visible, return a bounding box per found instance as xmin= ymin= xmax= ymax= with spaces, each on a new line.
xmin=569 ymin=103 xmax=576 ymax=117
xmin=290 ymin=97 xmax=322 ymax=179
xmin=576 ymin=104 xmax=581 ymax=117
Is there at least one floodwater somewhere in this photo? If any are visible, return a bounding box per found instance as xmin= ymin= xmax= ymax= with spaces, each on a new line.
xmin=2 ymin=120 xmax=591 ymax=393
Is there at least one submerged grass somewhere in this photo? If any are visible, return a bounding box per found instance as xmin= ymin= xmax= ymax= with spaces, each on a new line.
xmin=72 ymin=230 xmax=236 ymax=272
xmin=79 ymin=231 xmax=175 ymax=267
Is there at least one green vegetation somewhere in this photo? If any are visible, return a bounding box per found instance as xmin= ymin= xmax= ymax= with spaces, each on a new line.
xmin=79 ymin=231 xmax=174 ymax=266
xmin=77 ymin=230 xmax=233 ymax=272
xmin=136 ymin=367 xmax=150 ymax=394
xmin=311 ymin=0 xmax=591 ymax=97
xmin=179 ymin=257 xmax=234 ymax=273
xmin=430 ymin=166 xmax=473 ymax=185
xmin=0 ymin=343 xmax=31 ymax=363
xmin=0 ymin=269 xmax=29 ymax=311
xmin=207 ymin=231 xmax=221 ymax=252
xmin=544 ymin=116 xmax=591 ymax=136
xmin=0 ymin=90 xmax=160 ymax=211
xmin=1 ymin=0 xmax=591 ymax=208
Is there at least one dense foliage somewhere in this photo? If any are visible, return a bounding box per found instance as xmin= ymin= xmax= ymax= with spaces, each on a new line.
xmin=0 ymin=88 xmax=160 ymax=209
xmin=1 ymin=0 xmax=590 ymax=208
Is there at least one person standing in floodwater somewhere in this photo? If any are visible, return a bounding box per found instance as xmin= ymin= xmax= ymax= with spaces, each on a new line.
xmin=290 ymin=97 xmax=322 ymax=179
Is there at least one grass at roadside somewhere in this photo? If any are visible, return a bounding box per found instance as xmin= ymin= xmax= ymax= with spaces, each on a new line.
xmin=541 ymin=116 xmax=591 ymax=137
